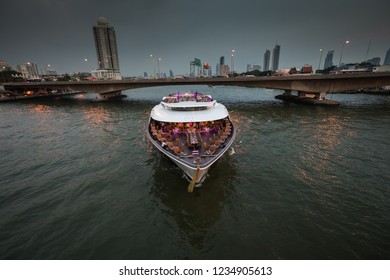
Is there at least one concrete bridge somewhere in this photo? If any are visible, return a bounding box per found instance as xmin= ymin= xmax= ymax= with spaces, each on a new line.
xmin=2 ymin=72 xmax=390 ymax=99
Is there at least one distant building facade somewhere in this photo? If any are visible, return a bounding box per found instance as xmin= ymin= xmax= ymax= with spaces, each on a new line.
xmin=367 ymin=57 xmax=380 ymax=66
xmin=247 ymin=64 xmax=261 ymax=72
xmin=271 ymin=44 xmax=280 ymax=71
xmin=219 ymin=64 xmax=230 ymax=76
xmin=45 ymin=65 xmax=57 ymax=76
xmin=263 ymin=49 xmax=270 ymax=71
xmin=13 ymin=62 xmax=40 ymax=79
xmin=383 ymin=48 xmax=390 ymax=65
xmin=0 ymin=60 xmax=10 ymax=71
xmin=324 ymin=50 xmax=334 ymax=69
xmin=92 ymin=17 xmax=121 ymax=80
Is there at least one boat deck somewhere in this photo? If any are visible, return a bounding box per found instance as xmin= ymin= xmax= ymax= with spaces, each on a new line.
xmin=148 ymin=120 xmax=234 ymax=168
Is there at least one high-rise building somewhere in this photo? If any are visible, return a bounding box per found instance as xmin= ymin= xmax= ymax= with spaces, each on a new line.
xmin=324 ymin=50 xmax=334 ymax=69
xmin=263 ymin=50 xmax=270 ymax=71
xmin=219 ymin=64 xmax=230 ymax=76
xmin=220 ymin=56 xmax=225 ymax=66
xmin=384 ymin=48 xmax=390 ymax=65
xmin=271 ymin=44 xmax=280 ymax=71
xmin=13 ymin=62 xmax=40 ymax=79
xmin=92 ymin=17 xmax=121 ymax=80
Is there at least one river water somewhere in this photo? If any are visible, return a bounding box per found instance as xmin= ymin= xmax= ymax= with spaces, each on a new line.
xmin=0 ymin=86 xmax=389 ymax=260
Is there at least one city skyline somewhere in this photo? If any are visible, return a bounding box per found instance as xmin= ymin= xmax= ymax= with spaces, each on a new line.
xmin=1 ymin=0 xmax=390 ymax=76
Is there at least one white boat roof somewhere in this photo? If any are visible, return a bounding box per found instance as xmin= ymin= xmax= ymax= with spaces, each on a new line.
xmin=161 ymin=100 xmax=216 ymax=109
xmin=151 ymin=101 xmax=229 ymax=122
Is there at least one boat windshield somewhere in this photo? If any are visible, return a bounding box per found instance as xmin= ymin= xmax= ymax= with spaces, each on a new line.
xmin=162 ymin=92 xmax=213 ymax=103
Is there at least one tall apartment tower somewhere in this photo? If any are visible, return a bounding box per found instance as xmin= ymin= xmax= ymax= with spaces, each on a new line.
xmin=324 ymin=50 xmax=334 ymax=69
xmin=220 ymin=56 xmax=225 ymax=66
xmin=384 ymin=48 xmax=390 ymax=65
xmin=92 ymin=17 xmax=121 ymax=80
xmin=13 ymin=62 xmax=39 ymax=79
xmin=271 ymin=44 xmax=280 ymax=71
xmin=263 ymin=49 xmax=271 ymax=71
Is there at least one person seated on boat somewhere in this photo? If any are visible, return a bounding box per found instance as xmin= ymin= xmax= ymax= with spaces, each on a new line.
xmin=173 ymin=146 xmax=182 ymax=156
xmin=161 ymin=140 xmax=168 ymax=149
xmin=167 ymin=141 xmax=175 ymax=150
xmin=209 ymin=144 xmax=217 ymax=155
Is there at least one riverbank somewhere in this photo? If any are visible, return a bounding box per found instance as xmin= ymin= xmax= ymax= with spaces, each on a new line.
xmin=0 ymin=90 xmax=84 ymax=102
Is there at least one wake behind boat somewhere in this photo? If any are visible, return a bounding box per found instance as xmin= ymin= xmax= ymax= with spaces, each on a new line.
xmin=146 ymin=92 xmax=236 ymax=188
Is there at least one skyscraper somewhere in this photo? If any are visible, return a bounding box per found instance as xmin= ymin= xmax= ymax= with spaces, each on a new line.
xmin=324 ymin=50 xmax=334 ymax=69
xmin=220 ymin=56 xmax=225 ymax=66
xmin=263 ymin=49 xmax=270 ymax=71
xmin=271 ymin=44 xmax=280 ymax=71
xmin=384 ymin=48 xmax=390 ymax=65
xmin=92 ymin=17 xmax=121 ymax=80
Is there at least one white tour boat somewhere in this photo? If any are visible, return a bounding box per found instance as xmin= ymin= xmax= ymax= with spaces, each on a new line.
xmin=146 ymin=92 xmax=236 ymax=189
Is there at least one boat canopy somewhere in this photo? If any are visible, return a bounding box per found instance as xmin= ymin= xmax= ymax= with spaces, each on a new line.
xmin=151 ymin=102 xmax=229 ymax=123
xmin=161 ymin=100 xmax=216 ymax=110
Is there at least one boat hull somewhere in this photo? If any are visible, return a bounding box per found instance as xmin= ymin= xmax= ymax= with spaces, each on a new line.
xmin=275 ymin=94 xmax=340 ymax=106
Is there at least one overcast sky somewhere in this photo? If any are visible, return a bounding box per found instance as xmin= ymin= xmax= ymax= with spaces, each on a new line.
xmin=1 ymin=0 xmax=390 ymax=76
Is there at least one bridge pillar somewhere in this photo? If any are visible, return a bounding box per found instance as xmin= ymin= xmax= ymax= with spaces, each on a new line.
xmin=319 ymin=91 xmax=327 ymax=100
xmin=99 ymin=91 xmax=127 ymax=100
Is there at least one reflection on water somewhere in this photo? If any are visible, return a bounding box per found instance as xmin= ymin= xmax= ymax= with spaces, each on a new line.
xmin=27 ymin=104 xmax=52 ymax=113
xmin=150 ymin=151 xmax=237 ymax=256
xmin=83 ymin=107 xmax=111 ymax=125
xmin=297 ymin=115 xmax=351 ymax=183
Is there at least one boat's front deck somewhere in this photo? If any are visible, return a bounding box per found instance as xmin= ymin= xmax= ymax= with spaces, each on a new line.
xmin=148 ymin=119 xmax=234 ymax=168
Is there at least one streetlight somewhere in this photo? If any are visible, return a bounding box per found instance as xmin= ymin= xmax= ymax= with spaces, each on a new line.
xmin=157 ymin=58 xmax=162 ymax=79
xmin=84 ymin=58 xmax=91 ymax=72
xmin=231 ymin=49 xmax=236 ymax=74
xmin=338 ymin=40 xmax=350 ymax=68
xmin=150 ymin=54 xmax=156 ymax=79
xmin=318 ymin=48 xmax=324 ymax=71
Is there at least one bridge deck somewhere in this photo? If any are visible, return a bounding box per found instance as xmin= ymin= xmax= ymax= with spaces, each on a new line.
xmin=2 ymin=72 xmax=390 ymax=95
